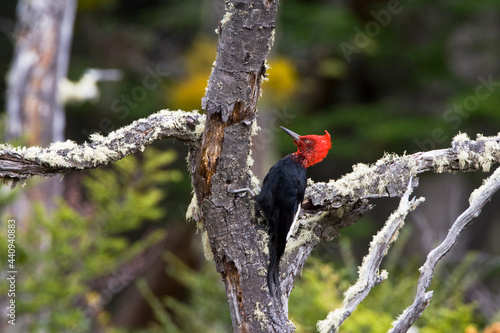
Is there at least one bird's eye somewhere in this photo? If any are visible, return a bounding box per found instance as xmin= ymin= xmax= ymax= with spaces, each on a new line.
xmin=304 ymin=139 xmax=310 ymax=144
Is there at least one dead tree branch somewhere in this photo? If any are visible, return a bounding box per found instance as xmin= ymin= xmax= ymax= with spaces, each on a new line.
xmin=304 ymin=133 xmax=500 ymax=211
xmin=274 ymin=133 xmax=500 ymax=332
xmin=283 ymin=133 xmax=500 ymax=283
xmin=389 ymin=166 xmax=500 ymax=333
xmin=316 ymin=179 xmax=425 ymax=333
xmin=0 ymin=110 xmax=204 ymax=182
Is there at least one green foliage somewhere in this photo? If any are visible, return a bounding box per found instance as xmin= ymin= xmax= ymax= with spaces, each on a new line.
xmin=131 ymin=225 xmax=495 ymax=333
xmin=0 ymin=148 xmax=181 ymax=332
xmin=279 ymin=1 xmax=358 ymax=52
xmin=288 ymin=227 xmax=490 ymax=333
xmin=137 ymin=252 xmax=232 ymax=333
xmin=289 ymin=257 xmax=345 ymax=332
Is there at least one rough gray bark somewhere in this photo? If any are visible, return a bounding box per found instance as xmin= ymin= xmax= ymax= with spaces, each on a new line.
xmin=6 ymin=0 xmax=77 ymax=143
xmin=5 ymin=0 xmax=77 ymax=220
xmin=189 ymin=1 xmax=287 ymax=331
xmin=0 ymin=110 xmax=204 ymax=183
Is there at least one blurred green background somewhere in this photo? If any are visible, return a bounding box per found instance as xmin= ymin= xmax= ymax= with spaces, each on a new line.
xmin=0 ymin=0 xmax=499 ymax=332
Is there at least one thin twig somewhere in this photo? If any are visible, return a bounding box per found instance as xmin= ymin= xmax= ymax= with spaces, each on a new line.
xmin=317 ymin=178 xmax=425 ymax=333
xmin=389 ymin=166 xmax=500 ymax=333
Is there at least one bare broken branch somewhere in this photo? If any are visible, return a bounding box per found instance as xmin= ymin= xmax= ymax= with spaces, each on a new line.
xmin=389 ymin=166 xmax=500 ymax=333
xmin=317 ymin=179 xmax=425 ymax=333
xmin=0 ymin=110 xmax=205 ymax=182
xmin=305 ymin=133 xmax=500 ymax=209
xmin=282 ymin=133 xmax=500 ymax=295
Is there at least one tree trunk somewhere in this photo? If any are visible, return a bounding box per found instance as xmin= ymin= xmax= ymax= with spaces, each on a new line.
xmin=5 ymin=0 xmax=77 ymax=220
xmin=188 ymin=1 xmax=292 ymax=331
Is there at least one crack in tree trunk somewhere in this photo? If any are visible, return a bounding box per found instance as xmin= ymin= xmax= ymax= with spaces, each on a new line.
xmin=223 ymin=257 xmax=250 ymax=333
xmin=188 ymin=1 xmax=285 ymax=332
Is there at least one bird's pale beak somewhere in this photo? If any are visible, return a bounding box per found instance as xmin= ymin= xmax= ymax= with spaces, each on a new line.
xmin=280 ymin=126 xmax=300 ymax=141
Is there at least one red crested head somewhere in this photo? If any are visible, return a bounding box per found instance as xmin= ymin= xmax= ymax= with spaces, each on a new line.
xmin=281 ymin=127 xmax=332 ymax=168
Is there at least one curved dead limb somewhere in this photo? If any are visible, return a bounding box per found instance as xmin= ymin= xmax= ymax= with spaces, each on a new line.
xmin=389 ymin=166 xmax=500 ymax=333
xmin=316 ymin=179 xmax=425 ymax=333
xmin=305 ymin=133 xmax=500 ymax=210
xmin=0 ymin=110 xmax=204 ymax=183
xmin=284 ymin=134 xmax=500 ymax=281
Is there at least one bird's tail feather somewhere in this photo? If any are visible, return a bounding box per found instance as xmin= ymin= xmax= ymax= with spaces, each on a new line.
xmin=267 ymin=244 xmax=280 ymax=295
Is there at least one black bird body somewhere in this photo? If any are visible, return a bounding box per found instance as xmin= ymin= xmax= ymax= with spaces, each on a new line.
xmin=255 ymin=155 xmax=306 ymax=293
xmin=255 ymin=127 xmax=332 ymax=295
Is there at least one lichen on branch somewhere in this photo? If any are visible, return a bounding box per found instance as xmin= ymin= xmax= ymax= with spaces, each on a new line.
xmin=0 ymin=109 xmax=205 ymax=182
xmin=317 ymin=179 xmax=424 ymax=333
xmin=388 ymin=166 xmax=500 ymax=333
xmin=305 ymin=133 xmax=500 ymax=210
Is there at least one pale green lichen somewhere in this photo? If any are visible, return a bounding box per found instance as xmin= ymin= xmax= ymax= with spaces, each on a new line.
xmin=285 ymin=212 xmax=326 ymax=254
xmin=268 ymin=29 xmax=276 ymax=50
xmin=256 ymin=266 xmax=267 ymax=277
xmin=333 ymin=162 xmax=373 ymax=197
xmin=184 ymin=194 xmax=212 ymax=261
xmin=19 ymin=138 xmax=119 ymax=169
xmin=451 ymin=132 xmax=500 ymax=172
xmin=185 ymin=194 xmax=200 ymax=224
xmin=369 ymin=196 xmax=424 ymax=255
xmin=89 ymin=132 xmax=105 ymax=142
xmin=250 ymin=173 xmax=261 ymax=195
xmin=254 ymin=302 xmax=270 ymax=331
xmin=469 ymin=186 xmax=481 ymax=208
xmin=317 ymin=308 xmax=343 ymax=333
xmin=334 ymin=207 xmax=345 ymax=219
xmin=220 ymin=3 xmax=234 ymax=28
xmin=332 ymin=152 xmax=409 ymax=198
xmin=469 ymin=166 xmax=500 ymax=205
xmin=457 ymin=150 xmax=470 ymax=169
xmin=432 ymin=155 xmax=449 ymax=173
xmin=260 ymin=284 xmax=270 ymax=293
xmin=3 ymin=109 xmax=203 ymax=172
xmin=251 ymin=118 xmax=261 ymax=137
xmin=453 ymin=132 xmax=470 ymax=142
xmin=377 ymin=152 xmax=400 ymax=166
xmin=262 ymin=59 xmax=271 ymax=83
xmin=474 ymin=135 xmax=500 ymax=172
xmin=480 ymin=140 xmax=499 ymax=172
xmin=244 ymin=121 xmax=255 ymax=170
xmin=257 ymin=230 xmax=269 ymax=256
xmin=246 ymin=153 xmax=255 ymax=168
xmin=201 ymin=229 xmax=214 ymax=262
